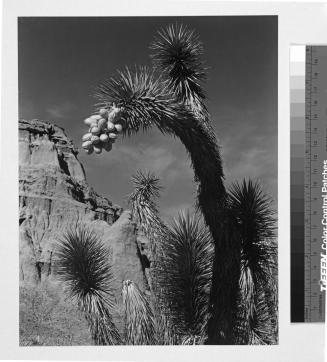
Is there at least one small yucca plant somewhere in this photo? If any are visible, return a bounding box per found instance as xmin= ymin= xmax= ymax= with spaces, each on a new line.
xmin=122 ymin=280 xmax=156 ymax=345
xmin=128 ymin=170 xmax=165 ymax=291
xmin=55 ymin=225 xmax=121 ymax=345
xmin=128 ymin=171 xmax=181 ymax=345
xmin=228 ymin=179 xmax=277 ymax=344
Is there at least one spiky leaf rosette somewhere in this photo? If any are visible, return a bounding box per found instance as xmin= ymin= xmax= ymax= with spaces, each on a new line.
xmin=55 ymin=226 xmax=121 ymax=345
xmin=158 ymin=211 xmax=214 ymax=342
xmin=129 ymin=170 xmax=162 ymax=226
xmin=122 ymin=280 xmax=156 ymax=345
xmin=227 ymin=179 xmax=277 ymax=344
xmin=95 ymin=66 xmax=177 ymax=136
xmin=150 ymin=23 xmax=207 ymax=112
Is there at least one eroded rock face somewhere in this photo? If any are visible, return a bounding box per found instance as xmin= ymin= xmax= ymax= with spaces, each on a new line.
xmin=19 ymin=119 xmax=147 ymax=298
xmin=91 ymin=211 xmax=150 ymax=332
xmin=91 ymin=211 xmax=147 ymax=296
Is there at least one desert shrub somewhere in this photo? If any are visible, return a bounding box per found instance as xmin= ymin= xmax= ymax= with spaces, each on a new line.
xmin=19 ymin=283 xmax=93 ymax=346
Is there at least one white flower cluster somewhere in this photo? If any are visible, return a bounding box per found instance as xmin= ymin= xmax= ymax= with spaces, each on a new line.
xmin=81 ymin=106 xmax=123 ymax=154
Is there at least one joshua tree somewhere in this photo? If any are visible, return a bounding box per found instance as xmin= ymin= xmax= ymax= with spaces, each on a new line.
xmin=92 ymin=23 xmax=239 ymax=344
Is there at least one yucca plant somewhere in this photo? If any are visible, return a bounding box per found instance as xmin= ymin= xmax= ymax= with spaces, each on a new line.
xmin=128 ymin=170 xmax=164 ymax=294
xmin=158 ymin=211 xmax=214 ymax=343
xmin=227 ymin=180 xmax=277 ymax=344
xmin=55 ymin=225 xmax=122 ymax=345
xmin=128 ymin=170 xmax=179 ymax=344
xmin=128 ymin=170 xmax=165 ymax=252
xmin=94 ymin=23 xmax=240 ymax=344
xmin=122 ymin=280 xmax=156 ymax=345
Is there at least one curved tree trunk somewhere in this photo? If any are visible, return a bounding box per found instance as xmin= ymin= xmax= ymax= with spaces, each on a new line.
xmin=164 ymin=116 xmax=241 ymax=344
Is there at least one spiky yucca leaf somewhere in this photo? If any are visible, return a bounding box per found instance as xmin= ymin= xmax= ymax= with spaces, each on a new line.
xmin=159 ymin=211 xmax=214 ymax=341
xmin=150 ymin=23 xmax=206 ymax=109
xmin=228 ymin=179 xmax=277 ymax=344
xmin=56 ymin=226 xmax=121 ymax=345
xmin=155 ymin=313 xmax=179 ymax=345
xmin=248 ymin=285 xmax=275 ymax=345
xmin=122 ymin=280 xmax=156 ymax=345
xmin=181 ymin=335 xmax=207 ymax=345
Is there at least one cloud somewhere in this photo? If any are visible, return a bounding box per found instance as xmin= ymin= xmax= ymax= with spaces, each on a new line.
xmin=103 ymin=143 xmax=193 ymax=185
xmin=223 ymin=143 xmax=277 ymax=204
xmin=131 ymin=145 xmax=176 ymax=177
xmin=225 ymin=147 xmax=273 ymax=179
xmin=79 ymin=140 xmax=195 ymax=204
xmin=161 ymin=202 xmax=194 ymax=222
xmin=104 ymin=144 xmax=174 ymax=174
xmin=19 ymin=100 xmax=37 ymax=119
xmin=46 ymin=102 xmax=76 ymax=119
xmin=217 ymin=107 xmax=278 ymax=203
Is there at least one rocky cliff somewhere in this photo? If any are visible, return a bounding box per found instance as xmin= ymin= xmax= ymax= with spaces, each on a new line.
xmin=19 ymin=119 xmax=148 ymax=302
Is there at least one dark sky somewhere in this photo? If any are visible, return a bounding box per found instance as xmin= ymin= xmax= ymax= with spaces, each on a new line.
xmin=18 ymin=16 xmax=277 ymax=220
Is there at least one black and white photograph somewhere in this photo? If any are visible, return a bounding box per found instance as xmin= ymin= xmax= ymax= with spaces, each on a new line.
xmin=18 ymin=16 xmax=278 ymax=346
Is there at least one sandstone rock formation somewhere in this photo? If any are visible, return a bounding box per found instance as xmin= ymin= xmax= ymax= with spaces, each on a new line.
xmin=19 ymin=119 xmax=148 ymax=301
